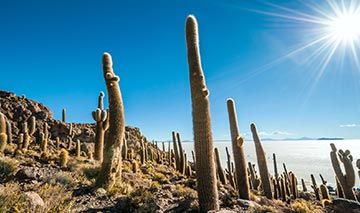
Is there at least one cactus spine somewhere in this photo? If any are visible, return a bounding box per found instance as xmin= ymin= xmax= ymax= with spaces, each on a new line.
xmin=251 ymin=123 xmax=273 ymax=199
xmin=95 ymin=52 xmax=125 ymax=190
xmin=226 ymin=99 xmax=250 ymax=199
xmin=330 ymin=143 xmax=356 ymax=200
xmin=186 ymin=15 xmax=219 ymax=211
xmin=92 ymin=92 xmax=109 ymax=162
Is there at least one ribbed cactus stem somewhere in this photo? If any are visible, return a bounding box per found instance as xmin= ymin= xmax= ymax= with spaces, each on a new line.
xmin=0 ymin=112 xmax=8 ymax=152
xmin=225 ymin=147 xmax=236 ymax=189
xmin=251 ymin=123 xmax=272 ymax=199
xmin=329 ymin=143 xmax=356 ymax=200
xmin=56 ymin=137 xmax=60 ymax=149
xmin=214 ymin=148 xmax=227 ymax=185
xmin=186 ymin=15 xmax=219 ymax=212
xmin=226 ymin=99 xmax=249 ymax=200
xmin=172 ymin=131 xmax=180 ymax=170
xmin=60 ymin=148 xmax=69 ymax=168
xmin=95 ymin=52 xmax=125 ymax=190
xmin=76 ymin=139 xmax=81 ymax=158
xmin=29 ymin=116 xmax=36 ymax=136
xmin=40 ymin=132 xmax=48 ymax=153
xmin=301 ymin=179 xmax=307 ymax=192
xmin=289 ymin=172 xmax=297 ymax=199
xmin=176 ymin=132 xmax=185 ymax=174
xmin=122 ymin=137 xmax=128 ymax=160
xmin=6 ymin=120 xmax=12 ymax=144
xmin=273 ymin=153 xmax=278 ymax=179
xmin=92 ymin=92 xmax=109 ymax=162
xmin=311 ymin=174 xmax=320 ymax=201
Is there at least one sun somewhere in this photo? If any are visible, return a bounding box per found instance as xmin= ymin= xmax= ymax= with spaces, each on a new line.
xmin=327 ymin=12 xmax=360 ymax=44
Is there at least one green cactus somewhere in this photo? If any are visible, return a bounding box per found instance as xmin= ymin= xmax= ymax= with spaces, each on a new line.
xmin=310 ymin=174 xmax=320 ymax=201
xmin=250 ymin=123 xmax=273 ymax=199
xmin=95 ymin=52 xmax=126 ymax=190
xmin=330 ymin=143 xmax=356 ymax=200
xmin=0 ymin=112 xmax=8 ymax=152
xmin=226 ymin=99 xmax=250 ymax=199
xmin=92 ymin=92 xmax=109 ymax=162
xmin=320 ymin=184 xmax=330 ymax=200
xmin=214 ymin=148 xmax=227 ymax=185
xmin=186 ymin=15 xmax=219 ymax=211
xmin=62 ymin=108 xmax=66 ymax=123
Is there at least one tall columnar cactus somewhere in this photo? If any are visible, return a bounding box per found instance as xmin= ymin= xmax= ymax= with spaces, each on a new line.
xmin=172 ymin=131 xmax=180 ymax=170
xmin=122 ymin=134 xmax=128 ymax=160
xmin=6 ymin=120 xmax=12 ymax=145
xmin=330 ymin=143 xmax=356 ymax=200
xmin=186 ymin=15 xmax=219 ymax=212
xmin=289 ymin=172 xmax=298 ymax=199
xmin=301 ymin=179 xmax=307 ymax=192
xmin=62 ymin=108 xmax=66 ymax=123
xmin=280 ymin=176 xmax=286 ymax=201
xmin=40 ymin=132 xmax=48 ymax=153
xmin=22 ymin=122 xmax=30 ymax=150
xmin=226 ymin=99 xmax=249 ymax=200
xmin=76 ymin=139 xmax=81 ymax=158
xmin=29 ymin=116 xmax=36 ymax=137
xmin=214 ymin=148 xmax=227 ymax=185
xmin=60 ymin=148 xmax=69 ymax=168
xmin=251 ymin=123 xmax=273 ymax=199
xmin=356 ymin=159 xmax=360 ymax=180
xmin=0 ymin=112 xmax=8 ymax=152
xmin=92 ymin=92 xmax=109 ymax=162
xmin=176 ymin=132 xmax=185 ymax=174
xmin=56 ymin=137 xmax=60 ymax=149
xmin=95 ymin=52 xmax=125 ymax=190
xmin=310 ymin=174 xmax=320 ymax=201
xmin=248 ymin=162 xmax=261 ymax=190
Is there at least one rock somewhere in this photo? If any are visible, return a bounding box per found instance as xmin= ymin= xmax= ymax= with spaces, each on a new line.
xmin=326 ymin=198 xmax=360 ymax=213
xmin=15 ymin=167 xmax=36 ymax=181
xmin=95 ymin=188 xmax=107 ymax=196
xmin=24 ymin=191 xmax=45 ymax=209
xmin=236 ymin=199 xmax=261 ymax=209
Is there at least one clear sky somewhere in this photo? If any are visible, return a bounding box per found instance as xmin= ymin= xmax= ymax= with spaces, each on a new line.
xmin=1 ymin=0 xmax=360 ymax=141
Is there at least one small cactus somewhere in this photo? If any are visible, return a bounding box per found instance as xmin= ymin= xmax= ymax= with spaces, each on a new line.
xmin=225 ymin=147 xmax=236 ymax=189
xmin=172 ymin=131 xmax=180 ymax=170
xmin=248 ymin=162 xmax=261 ymax=190
xmin=60 ymin=148 xmax=69 ymax=168
xmin=132 ymin=160 xmax=138 ymax=173
xmin=330 ymin=143 xmax=356 ymax=200
xmin=226 ymin=99 xmax=249 ymax=200
xmin=56 ymin=137 xmax=60 ymax=149
xmin=301 ymin=179 xmax=307 ymax=192
xmin=186 ymin=15 xmax=219 ymax=211
xmin=6 ymin=120 xmax=12 ymax=144
xmin=62 ymin=108 xmax=66 ymax=123
xmin=251 ymin=123 xmax=273 ymax=199
xmin=0 ymin=112 xmax=8 ymax=152
xmin=92 ymin=92 xmax=109 ymax=162
xmin=76 ymin=139 xmax=81 ymax=158
xmin=320 ymin=184 xmax=330 ymax=200
xmin=176 ymin=132 xmax=185 ymax=174
xmin=356 ymin=159 xmax=360 ymax=180
xmin=311 ymin=174 xmax=320 ymax=201
xmin=214 ymin=148 xmax=227 ymax=185
xmin=40 ymin=132 xmax=48 ymax=153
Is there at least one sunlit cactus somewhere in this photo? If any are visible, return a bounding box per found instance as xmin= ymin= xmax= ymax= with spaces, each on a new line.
xmin=186 ymin=15 xmax=219 ymax=211
xmin=248 ymin=162 xmax=261 ymax=191
xmin=76 ymin=139 xmax=81 ymax=158
xmin=6 ymin=120 xmax=12 ymax=145
xmin=320 ymin=184 xmax=330 ymax=200
xmin=226 ymin=98 xmax=250 ymax=199
xmin=251 ymin=123 xmax=273 ymax=199
xmin=95 ymin=52 xmax=126 ymax=190
xmin=225 ymin=147 xmax=236 ymax=189
xmin=330 ymin=143 xmax=356 ymax=200
xmin=92 ymin=92 xmax=109 ymax=162
xmin=0 ymin=112 xmax=8 ymax=152
xmin=60 ymin=148 xmax=69 ymax=168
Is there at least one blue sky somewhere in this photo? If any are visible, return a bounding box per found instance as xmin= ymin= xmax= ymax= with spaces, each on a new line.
xmin=1 ymin=0 xmax=360 ymax=140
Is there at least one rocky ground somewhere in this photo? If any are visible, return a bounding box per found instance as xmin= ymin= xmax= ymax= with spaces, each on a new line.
xmin=0 ymin=90 xmax=359 ymax=212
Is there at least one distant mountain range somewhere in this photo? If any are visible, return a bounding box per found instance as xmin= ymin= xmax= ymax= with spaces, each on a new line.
xmin=181 ymin=137 xmax=344 ymax=143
